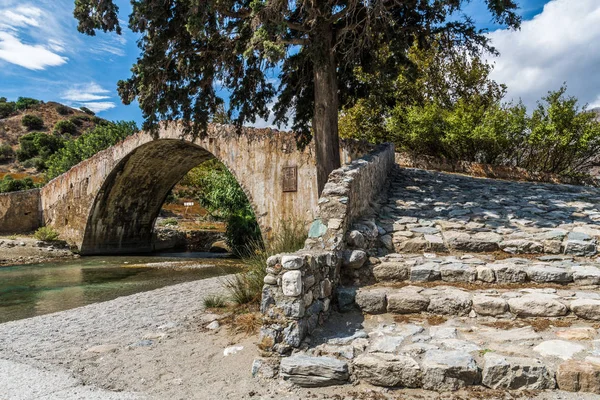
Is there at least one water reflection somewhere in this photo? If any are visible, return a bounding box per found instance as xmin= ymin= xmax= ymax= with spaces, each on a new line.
xmin=0 ymin=253 xmax=241 ymax=323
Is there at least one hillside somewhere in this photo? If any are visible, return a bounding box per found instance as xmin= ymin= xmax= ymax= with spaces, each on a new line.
xmin=0 ymin=100 xmax=107 ymax=180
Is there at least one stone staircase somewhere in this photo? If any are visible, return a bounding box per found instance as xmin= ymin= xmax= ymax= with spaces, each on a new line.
xmin=274 ymin=167 xmax=600 ymax=395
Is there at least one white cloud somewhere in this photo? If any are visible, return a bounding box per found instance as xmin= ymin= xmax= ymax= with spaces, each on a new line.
xmin=0 ymin=4 xmax=68 ymax=70
xmin=0 ymin=31 xmax=67 ymax=70
xmin=61 ymin=82 xmax=116 ymax=114
xmin=62 ymin=82 xmax=110 ymax=102
xmin=81 ymin=101 xmax=116 ymax=113
xmin=488 ymin=0 xmax=600 ymax=109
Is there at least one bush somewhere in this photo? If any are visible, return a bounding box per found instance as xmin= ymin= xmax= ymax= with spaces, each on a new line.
xmin=80 ymin=106 xmax=95 ymax=115
xmin=34 ymin=226 xmax=60 ymax=241
xmin=55 ymin=104 xmax=72 ymax=115
xmin=0 ymin=144 xmax=14 ymax=162
xmin=0 ymin=101 xmax=15 ymax=119
xmin=15 ymin=97 xmax=40 ymax=110
xmin=45 ymin=121 xmax=137 ymax=179
xmin=0 ymin=175 xmax=36 ymax=193
xmin=158 ymin=217 xmax=178 ymax=227
xmin=17 ymin=132 xmax=64 ymax=169
xmin=21 ymin=114 xmax=44 ymax=130
xmin=53 ymin=120 xmax=77 ymax=135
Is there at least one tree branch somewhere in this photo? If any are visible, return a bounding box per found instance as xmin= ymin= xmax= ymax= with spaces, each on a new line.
xmin=285 ymin=20 xmax=310 ymax=33
xmin=281 ymin=37 xmax=309 ymax=46
xmin=220 ymin=8 xmax=251 ymax=19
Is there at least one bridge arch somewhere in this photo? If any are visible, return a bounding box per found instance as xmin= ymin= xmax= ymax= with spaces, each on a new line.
xmin=40 ymin=123 xmax=320 ymax=254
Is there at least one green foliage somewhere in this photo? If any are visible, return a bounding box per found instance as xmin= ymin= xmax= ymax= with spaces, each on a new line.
xmin=34 ymin=226 xmax=60 ymax=241
xmin=0 ymin=100 xmax=15 ymax=119
xmin=21 ymin=114 xmax=44 ymax=130
xmin=180 ymin=159 xmax=260 ymax=254
xmin=0 ymin=144 xmax=14 ymax=162
xmin=203 ymin=294 xmax=227 ymax=309
xmin=69 ymin=115 xmax=91 ymax=126
xmin=0 ymin=175 xmax=36 ymax=193
xmin=53 ymin=120 xmax=77 ymax=135
xmin=55 ymin=104 xmax=72 ymax=115
xmin=79 ymin=106 xmax=95 ymax=115
xmin=15 ymin=97 xmax=40 ymax=110
xmin=16 ymin=132 xmax=65 ymax=170
xmin=158 ymin=217 xmax=178 ymax=227
xmin=45 ymin=121 xmax=137 ymax=179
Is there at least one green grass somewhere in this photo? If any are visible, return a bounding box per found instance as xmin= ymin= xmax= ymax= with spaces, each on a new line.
xmin=33 ymin=226 xmax=60 ymax=241
xmin=203 ymin=294 xmax=227 ymax=309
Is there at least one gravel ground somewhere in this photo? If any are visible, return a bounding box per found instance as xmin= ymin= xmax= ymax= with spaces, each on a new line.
xmin=0 ymin=237 xmax=76 ymax=266
xmin=1 ymin=276 xmax=597 ymax=400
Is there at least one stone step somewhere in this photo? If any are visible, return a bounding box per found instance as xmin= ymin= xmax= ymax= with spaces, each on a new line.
xmin=363 ymin=252 xmax=600 ymax=286
xmin=279 ymin=312 xmax=600 ymax=394
xmin=346 ymin=283 xmax=600 ymax=321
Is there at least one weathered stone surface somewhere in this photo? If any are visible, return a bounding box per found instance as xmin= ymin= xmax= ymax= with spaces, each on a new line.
xmin=572 ymin=266 xmax=600 ymax=285
xmin=500 ymin=239 xmax=544 ymax=254
xmin=556 ymin=328 xmax=597 ymax=341
xmin=387 ymin=287 xmax=430 ymax=314
xmin=533 ymin=340 xmax=585 ymax=360
xmin=280 ymin=355 xmax=349 ymax=387
xmin=373 ymin=262 xmax=410 ymax=281
xmin=557 ymin=360 xmax=600 ymax=393
xmin=343 ymin=250 xmax=367 ymax=269
xmin=410 ymin=263 xmax=441 ymax=282
xmin=482 ymin=353 xmax=555 ymax=390
xmin=398 ymin=238 xmax=428 ymax=252
xmin=0 ymin=189 xmax=41 ymax=234
xmin=353 ymin=353 xmax=421 ymax=387
xmin=347 ymin=230 xmax=366 ymax=248
xmin=527 ymin=265 xmax=572 ymax=283
xmin=570 ymin=299 xmax=600 ymax=321
xmin=367 ymin=335 xmax=406 ymax=354
xmin=281 ymin=255 xmax=304 ymax=270
xmin=472 ymin=295 xmax=508 ymax=316
xmin=476 ymin=266 xmax=495 ymax=283
xmin=507 ymin=294 xmax=568 ymax=317
xmin=281 ymin=271 xmax=303 ymax=297
xmin=440 ymin=263 xmax=477 ymax=282
xmin=355 ymin=288 xmax=387 ymax=314
xmin=564 ymin=240 xmax=597 ymax=256
xmin=336 ymin=287 xmax=357 ymax=312
xmin=426 ymin=288 xmax=472 ymax=316
xmin=490 ymin=263 xmax=527 ymax=283
xmin=421 ymin=350 xmax=480 ymax=391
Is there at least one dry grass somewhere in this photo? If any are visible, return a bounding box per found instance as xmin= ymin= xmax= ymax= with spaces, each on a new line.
xmin=392 ymin=314 xmax=447 ymax=326
xmin=481 ymin=318 xmax=574 ymax=332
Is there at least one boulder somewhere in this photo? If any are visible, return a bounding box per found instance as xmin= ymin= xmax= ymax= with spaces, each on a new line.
xmin=482 ymin=353 xmax=555 ymax=390
xmin=425 ymin=287 xmax=472 ymax=316
xmin=472 ymin=295 xmax=508 ymax=316
xmin=421 ymin=350 xmax=480 ymax=391
xmin=355 ymin=288 xmax=387 ymax=314
xmin=570 ymin=299 xmax=600 ymax=321
xmin=280 ymin=355 xmax=349 ymax=387
xmin=353 ymin=353 xmax=422 ymax=387
xmin=342 ymin=250 xmax=367 ymax=269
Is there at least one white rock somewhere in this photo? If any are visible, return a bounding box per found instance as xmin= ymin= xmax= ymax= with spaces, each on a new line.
xmin=482 ymin=353 xmax=555 ymax=390
xmin=223 ymin=345 xmax=244 ymax=356
xmin=281 ymin=255 xmax=304 ymax=270
xmin=282 ymin=270 xmax=303 ymax=297
xmin=533 ymin=340 xmax=585 ymax=360
xmin=353 ymin=353 xmax=422 ymax=387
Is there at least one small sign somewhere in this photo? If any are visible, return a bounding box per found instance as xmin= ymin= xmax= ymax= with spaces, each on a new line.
xmin=184 ymin=202 xmax=194 ymax=207
xmin=282 ymin=166 xmax=298 ymax=192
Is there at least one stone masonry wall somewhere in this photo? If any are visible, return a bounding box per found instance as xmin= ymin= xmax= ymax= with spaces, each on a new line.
xmin=0 ymin=189 xmax=41 ymax=234
xmin=260 ymin=144 xmax=395 ymax=352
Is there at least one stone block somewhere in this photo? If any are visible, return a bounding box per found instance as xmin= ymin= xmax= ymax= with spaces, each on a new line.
xmin=564 ymin=240 xmax=597 ymax=256
xmin=421 ymin=350 xmax=480 ymax=391
xmin=482 ymin=353 xmax=555 ymax=390
xmin=490 ymin=263 xmax=527 ymax=283
xmin=336 ymin=287 xmax=357 ymax=312
xmin=476 ymin=265 xmax=495 ymax=283
xmin=557 ymin=360 xmax=600 ymax=393
xmin=353 ymin=353 xmax=422 ymax=387
xmin=440 ymin=263 xmax=477 ymax=282
xmin=373 ymin=262 xmax=410 ymax=281
xmin=387 ymin=287 xmax=430 ymax=314
xmin=472 ymin=295 xmax=508 ymax=316
xmin=425 ymin=287 xmax=472 ymax=316
xmin=280 ymin=355 xmax=349 ymax=387
xmin=281 ymin=255 xmax=304 ymax=270
xmin=527 ymin=265 xmax=573 ymax=283
xmin=570 ymin=299 xmax=600 ymax=320
xmin=507 ymin=294 xmax=568 ymax=317
xmin=342 ymin=250 xmax=367 ymax=269
xmin=282 ymin=271 xmax=303 ymax=297
xmin=355 ymin=288 xmax=387 ymax=314
xmin=410 ymin=263 xmax=441 ymax=282
xmin=533 ymin=340 xmax=585 ymax=360
xmin=572 ymin=266 xmax=600 ymax=285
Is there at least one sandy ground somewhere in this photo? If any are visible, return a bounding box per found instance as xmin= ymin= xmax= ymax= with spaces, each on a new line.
xmin=0 ymin=276 xmax=597 ymax=400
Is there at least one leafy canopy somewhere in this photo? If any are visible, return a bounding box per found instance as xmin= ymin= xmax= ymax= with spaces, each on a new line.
xmin=73 ymin=0 xmax=520 ymax=142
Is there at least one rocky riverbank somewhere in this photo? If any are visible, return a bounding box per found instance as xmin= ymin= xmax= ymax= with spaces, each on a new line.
xmin=0 ymin=236 xmax=76 ymax=266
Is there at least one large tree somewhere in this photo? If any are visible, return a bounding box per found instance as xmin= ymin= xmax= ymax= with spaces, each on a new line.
xmin=74 ymin=0 xmax=520 ymax=193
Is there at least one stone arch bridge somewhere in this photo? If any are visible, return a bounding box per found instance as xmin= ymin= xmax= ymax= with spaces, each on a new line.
xmin=0 ymin=123 xmax=366 ymax=255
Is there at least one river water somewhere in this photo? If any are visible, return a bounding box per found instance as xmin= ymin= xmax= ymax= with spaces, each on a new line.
xmin=0 ymin=253 xmax=242 ymax=323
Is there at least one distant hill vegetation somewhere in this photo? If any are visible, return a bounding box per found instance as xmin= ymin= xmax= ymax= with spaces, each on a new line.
xmin=0 ymin=97 xmax=137 ymax=191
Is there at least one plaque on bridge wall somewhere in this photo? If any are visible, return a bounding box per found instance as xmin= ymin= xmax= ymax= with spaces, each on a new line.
xmin=282 ymin=166 xmax=298 ymax=192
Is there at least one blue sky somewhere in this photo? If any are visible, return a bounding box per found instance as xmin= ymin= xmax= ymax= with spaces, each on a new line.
xmin=0 ymin=0 xmax=597 ymax=127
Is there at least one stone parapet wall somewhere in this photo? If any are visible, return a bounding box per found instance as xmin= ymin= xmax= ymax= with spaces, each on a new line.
xmin=260 ymin=143 xmax=395 ymax=352
xmin=0 ymin=189 xmax=41 ymax=234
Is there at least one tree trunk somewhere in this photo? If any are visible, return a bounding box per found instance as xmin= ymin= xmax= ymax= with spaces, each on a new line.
xmin=312 ymin=24 xmax=341 ymax=195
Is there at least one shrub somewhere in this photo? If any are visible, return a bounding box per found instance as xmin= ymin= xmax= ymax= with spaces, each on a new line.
xmin=17 ymin=132 xmax=64 ymax=168
xmin=34 ymin=226 xmax=60 ymax=241
xmin=15 ymin=97 xmax=40 ymax=110
xmin=0 ymin=175 xmax=36 ymax=193
xmin=80 ymin=106 xmax=95 ymax=115
xmin=21 ymin=114 xmax=44 ymax=130
xmin=55 ymin=104 xmax=72 ymax=115
xmin=0 ymin=101 xmax=15 ymax=119
xmin=203 ymin=294 xmax=226 ymax=308
xmin=0 ymin=144 xmax=14 ymax=162
xmin=158 ymin=217 xmax=178 ymax=227
xmin=45 ymin=121 xmax=137 ymax=179
xmin=53 ymin=120 xmax=77 ymax=135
